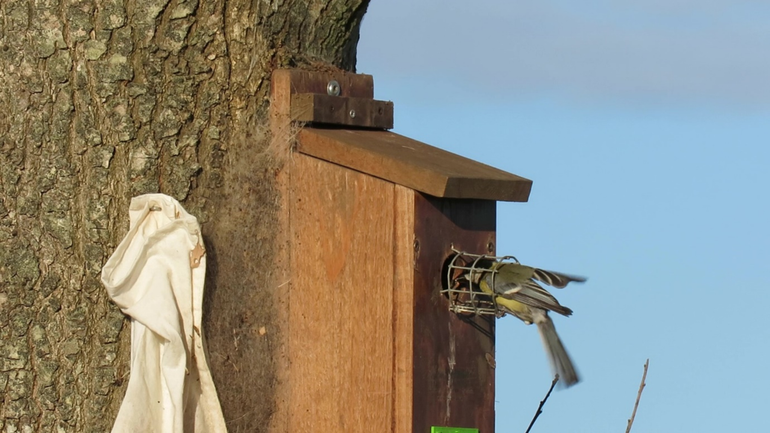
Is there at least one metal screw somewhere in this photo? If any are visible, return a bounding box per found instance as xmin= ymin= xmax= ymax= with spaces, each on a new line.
xmin=327 ymin=80 xmax=340 ymax=96
xmin=349 ymin=109 xmax=356 ymax=118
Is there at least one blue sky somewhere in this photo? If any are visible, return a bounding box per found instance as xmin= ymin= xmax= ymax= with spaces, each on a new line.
xmin=358 ymin=2 xmax=770 ymax=432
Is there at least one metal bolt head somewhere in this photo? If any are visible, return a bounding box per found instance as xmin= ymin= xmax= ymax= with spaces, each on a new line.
xmin=349 ymin=109 xmax=356 ymax=118
xmin=327 ymin=80 xmax=340 ymax=96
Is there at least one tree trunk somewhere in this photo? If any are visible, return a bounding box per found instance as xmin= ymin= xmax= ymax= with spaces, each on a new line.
xmin=0 ymin=0 xmax=369 ymax=431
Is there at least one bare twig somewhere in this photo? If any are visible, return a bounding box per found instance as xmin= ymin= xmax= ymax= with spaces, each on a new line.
xmin=626 ymin=359 xmax=649 ymax=433
xmin=525 ymin=375 xmax=559 ymax=433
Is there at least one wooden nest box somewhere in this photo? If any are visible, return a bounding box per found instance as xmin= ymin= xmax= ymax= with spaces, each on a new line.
xmin=270 ymin=69 xmax=532 ymax=433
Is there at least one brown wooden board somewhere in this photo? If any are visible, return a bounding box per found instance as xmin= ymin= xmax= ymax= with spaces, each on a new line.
xmin=289 ymin=153 xmax=396 ymax=431
xmin=271 ymin=69 xmax=379 ymax=149
xmin=412 ymin=193 xmax=496 ymax=433
xmin=297 ymin=128 xmax=532 ymax=202
xmin=272 ymin=69 xmax=374 ymax=108
xmin=290 ymin=93 xmax=394 ymax=129
xmin=393 ymin=185 xmax=417 ymax=433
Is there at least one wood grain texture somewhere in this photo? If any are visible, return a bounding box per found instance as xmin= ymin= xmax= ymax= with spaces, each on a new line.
xmin=281 ymin=69 xmax=374 ymax=98
xmin=297 ymin=128 xmax=532 ymax=202
xmin=268 ymin=66 xmax=295 ymax=433
xmin=412 ymin=193 xmax=497 ymax=433
xmin=271 ymin=68 xmax=376 ymax=146
xmin=290 ymin=93 xmax=394 ymax=129
xmin=290 ymin=153 xmax=395 ymax=432
xmin=393 ymin=185 xmax=416 ymax=433
xmin=272 ymin=69 xmax=374 ymax=119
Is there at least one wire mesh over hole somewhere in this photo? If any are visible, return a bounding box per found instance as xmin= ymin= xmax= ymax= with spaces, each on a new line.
xmin=441 ymin=248 xmax=519 ymax=317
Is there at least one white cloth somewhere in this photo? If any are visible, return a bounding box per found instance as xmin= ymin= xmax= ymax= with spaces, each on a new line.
xmin=102 ymin=194 xmax=228 ymax=433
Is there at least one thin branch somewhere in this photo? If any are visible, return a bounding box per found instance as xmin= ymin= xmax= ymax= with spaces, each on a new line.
xmin=525 ymin=375 xmax=559 ymax=433
xmin=625 ymin=359 xmax=650 ymax=433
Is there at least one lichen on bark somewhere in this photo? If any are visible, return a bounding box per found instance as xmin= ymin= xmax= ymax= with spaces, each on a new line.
xmin=0 ymin=0 xmax=370 ymax=431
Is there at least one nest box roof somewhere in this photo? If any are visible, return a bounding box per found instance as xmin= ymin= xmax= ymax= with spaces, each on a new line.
xmin=272 ymin=69 xmax=532 ymax=202
xmin=296 ymin=128 xmax=532 ymax=202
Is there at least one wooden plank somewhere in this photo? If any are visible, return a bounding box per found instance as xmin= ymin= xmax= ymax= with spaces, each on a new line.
xmin=266 ymin=74 xmax=293 ymax=433
xmin=297 ymin=128 xmax=532 ymax=202
xmin=290 ymin=93 xmax=394 ymax=129
xmin=271 ymin=68 xmax=379 ymax=148
xmin=393 ymin=185 xmax=416 ymax=433
xmin=412 ymin=193 xmax=496 ymax=433
xmin=272 ymin=69 xmax=374 ymax=119
xmin=289 ymin=153 xmax=395 ymax=432
xmin=279 ymin=68 xmax=374 ymax=98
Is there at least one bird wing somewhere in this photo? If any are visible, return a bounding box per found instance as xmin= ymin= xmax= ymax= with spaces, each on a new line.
xmin=532 ymin=268 xmax=587 ymax=289
xmin=479 ymin=262 xmax=576 ymax=317
xmin=483 ymin=272 xmax=525 ymax=295
xmin=503 ymin=284 xmax=573 ymax=317
xmin=486 ymin=272 xmax=572 ymax=317
xmin=486 ymin=263 xmax=533 ymax=295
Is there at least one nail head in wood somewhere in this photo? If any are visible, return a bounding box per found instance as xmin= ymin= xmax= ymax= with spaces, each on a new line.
xmin=290 ymin=93 xmax=394 ymax=129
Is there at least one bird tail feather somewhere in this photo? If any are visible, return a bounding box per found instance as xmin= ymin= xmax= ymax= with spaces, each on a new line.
xmin=535 ymin=315 xmax=579 ymax=387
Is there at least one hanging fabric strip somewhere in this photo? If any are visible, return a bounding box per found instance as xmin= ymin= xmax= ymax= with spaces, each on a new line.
xmin=102 ymin=194 xmax=228 ymax=433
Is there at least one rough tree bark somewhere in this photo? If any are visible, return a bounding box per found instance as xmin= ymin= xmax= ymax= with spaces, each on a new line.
xmin=0 ymin=0 xmax=369 ymax=431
